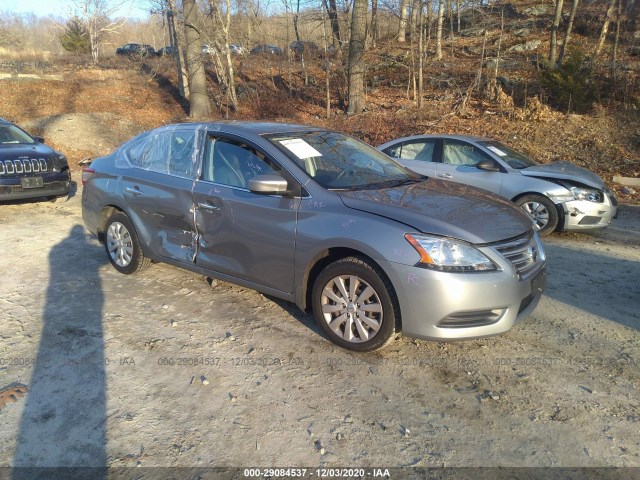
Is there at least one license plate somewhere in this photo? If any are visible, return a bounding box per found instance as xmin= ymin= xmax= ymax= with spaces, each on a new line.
xmin=21 ymin=176 xmax=43 ymax=189
xmin=531 ymin=269 xmax=546 ymax=295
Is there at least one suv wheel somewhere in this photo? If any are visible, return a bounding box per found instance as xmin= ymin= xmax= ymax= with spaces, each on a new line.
xmin=312 ymin=257 xmax=398 ymax=352
xmin=104 ymin=212 xmax=150 ymax=274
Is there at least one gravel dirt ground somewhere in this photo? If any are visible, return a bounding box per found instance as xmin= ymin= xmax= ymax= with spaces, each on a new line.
xmin=0 ymin=188 xmax=638 ymax=469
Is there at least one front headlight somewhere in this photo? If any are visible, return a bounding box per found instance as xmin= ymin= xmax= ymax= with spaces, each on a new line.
xmin=405 ymin=233 xmax=497 ymax=272
xmin=569 ymin=186 xmax=602 ymax=202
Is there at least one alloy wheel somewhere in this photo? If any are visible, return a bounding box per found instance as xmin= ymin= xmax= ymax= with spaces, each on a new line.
xmin=320 ymin=275 xmax=383 ymax=343
xmin=106 ymin=222 xmax=134 ymax=267
xmin=521 ymin=201 xmax=550 ymax=230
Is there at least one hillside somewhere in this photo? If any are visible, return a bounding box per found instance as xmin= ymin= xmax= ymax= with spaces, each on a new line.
xmin=1 ymin=1 xmax=638 ymax=202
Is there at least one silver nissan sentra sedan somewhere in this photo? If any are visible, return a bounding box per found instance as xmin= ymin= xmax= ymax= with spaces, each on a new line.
xmin=82 ymin=122 xmax=546 ymax=351
xmin=378 ymin=134 xmax=618 ymax=236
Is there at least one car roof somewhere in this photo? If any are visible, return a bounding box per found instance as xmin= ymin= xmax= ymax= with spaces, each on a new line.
xmin=0 ymin=118 xmax=12 ymax=125
xmin=163 ymin=121 xmax=325 ymax=136
xmin=379 ymin=133 xmax=494 ymax=146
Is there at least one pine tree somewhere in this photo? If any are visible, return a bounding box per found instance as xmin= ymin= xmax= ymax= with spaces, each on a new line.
xmin=60 ymin=17 xmax=91 ymax=55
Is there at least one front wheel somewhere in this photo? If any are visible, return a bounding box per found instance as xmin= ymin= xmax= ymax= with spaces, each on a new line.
xmin=104 ymin=212 xmax=150 ymax=274
xmin=312 ymin=257 xmax=398 ymax=352
xmin=515 ymin=194 xmax=559 ymax=236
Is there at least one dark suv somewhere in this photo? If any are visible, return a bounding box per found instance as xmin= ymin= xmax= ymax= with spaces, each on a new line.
xmin=0 ymin=118 xmax=71 ymax=201
xmin=116 ymin=43 xmax=155 ymax=57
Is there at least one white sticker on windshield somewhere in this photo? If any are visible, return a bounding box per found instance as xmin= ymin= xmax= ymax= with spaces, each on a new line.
xmin=279 ymin=138 xmax=322 ymax=159
xmin=487 ymin=146 xmax=507 ymax=156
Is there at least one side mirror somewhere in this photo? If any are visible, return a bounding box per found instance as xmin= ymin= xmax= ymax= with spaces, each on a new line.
xmin=34 ymin=136 xmax=45 ymax=143
xmin=476 ymin=159 xmax=500 ymax=172
xmin=248 ymin=174 xmax=288 ymax=194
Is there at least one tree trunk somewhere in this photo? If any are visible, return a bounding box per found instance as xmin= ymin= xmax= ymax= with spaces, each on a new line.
xmin=549 ymin=0 xmax=564 ymax=68
xmin=183 ymin=0 xmax=212 ymax=119
xmin=456 ymin=0 xmax=461 ymax=33
xmin=347 ymin=0 xmax=367 ymax=115
xmin=409 ymin=0 xmax=419 ymax=41
xmin=558 ymin=0 xmax=579 ymax=66
xmin=370 ymin=0 xmax=378 ymax=47
xmin=324 ymin=0 xmax=342 ymax=48
xmin=594 ymin=0 xmax=616 ymax=57
xmin=398 ymin=0 xmax=408 ymax=42
xmin=417 ymin=1 xmax=424 ymax=109
xmin=435 ymin=0 xmax=445 ymax=59
xmin=611 ymin=0 xmax=622 ymax=79
xmin=293 ymin=0 xmax=301 ymax=42
xmin=166 ymin=0 xmax=189 ymax=99
xmin=322 ymin=2 xmax=331 ymax=118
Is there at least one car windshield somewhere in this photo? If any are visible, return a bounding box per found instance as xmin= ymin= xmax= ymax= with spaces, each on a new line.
xmin=0 ymin=124 xmax=36 ymax=145
xmin=266 ymin=131 xmax=422 ymax=190
xmin=479 ymin=141 xmax=538 ymax=169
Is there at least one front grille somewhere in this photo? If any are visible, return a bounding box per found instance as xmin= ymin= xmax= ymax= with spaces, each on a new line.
xmin=492 ymin=232 xmax=542 ymax=279
xmin=438 ymin=308 xmax=505 ymax=328
xmin=0 ymin=158 xmax=48 ymax=176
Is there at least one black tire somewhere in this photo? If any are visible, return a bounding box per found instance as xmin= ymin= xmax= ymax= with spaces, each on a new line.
xmin=515 ymin=194 xmax=559 ymax=236
xmin=312 ymin=256 xmax=398 ymax=352
xmin=103 ymin=212 xmax=150 ymax=274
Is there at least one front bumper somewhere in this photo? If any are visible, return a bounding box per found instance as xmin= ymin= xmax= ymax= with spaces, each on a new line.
xmin=379 ymin=250 xmax=545 ymax=341
xmin=559 ymin=191 xmax=618 ymax=231
xmin=0 ymin=171 xmax=71 ymax=201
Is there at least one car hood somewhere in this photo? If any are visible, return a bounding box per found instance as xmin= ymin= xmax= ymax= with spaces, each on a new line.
xmin=338 ymin=179 xmax=532 ymax=244
xmin=521 ymin=161 xmax=604 ymax=189
xmin=0 ymin=143 xmax=56 ymax=159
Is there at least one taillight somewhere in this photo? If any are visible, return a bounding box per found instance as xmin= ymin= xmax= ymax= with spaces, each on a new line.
xmin=81 ymin=167 xmax=95 ymax=186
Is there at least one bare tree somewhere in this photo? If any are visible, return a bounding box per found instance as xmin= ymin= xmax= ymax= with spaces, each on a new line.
xmin=370 ymin=0 xmax=378 ymax=47
xmin=398 ymin=0 xmax=408 ymax=42
xmin=435 ymin=0 xmax=444 ymax=59
xmin=549 ymin=0 xmax=564 ymax=68
xmin=163 ymin=0 xmax=190 ymax=99
xmin=594 ymin=0 xmax=617 ymax=57
xmin=206 ymin=0 xmax=238 ymax=111
xmin=323 ymin=0 xmax=342 ymax=48
xmin=347 ymin=0 xmax=368 ymax=114
xmin=183 ymin=0 xmax=212 ymax=118
xmin=557 ymin=0 xmax=580 ymax=66
xmin=611 ymin=0 xmax=623 ymax=79
xmin=321 ymin=2 xmax=331 ymax=118
xmin=417 ymin=0 xmax=424 ymax=109
xmin=71 ymin=0 xmax=127 ymax=63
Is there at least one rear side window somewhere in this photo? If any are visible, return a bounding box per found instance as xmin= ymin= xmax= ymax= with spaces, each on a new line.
xmin=123 ymin=136 xmax=148 ymax=166
xmin=442 ymin=140 xmax=491 ymax=166
xmin=398 ymin=141 xmax=436 ymax=162
xmin=126 ymin=130 xmax=198 ymax=178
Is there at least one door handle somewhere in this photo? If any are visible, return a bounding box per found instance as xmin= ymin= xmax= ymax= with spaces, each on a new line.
xmin=197 ymin=202 xmax=220 ymax=211
xmin=126 ymin=187 xmax=144 ymax=196
xmin=438 ymin=173 xmax=452 ymax=179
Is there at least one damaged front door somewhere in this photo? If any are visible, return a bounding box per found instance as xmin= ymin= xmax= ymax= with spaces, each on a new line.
xmin=192 ymin=135 xmax=298 ymax=294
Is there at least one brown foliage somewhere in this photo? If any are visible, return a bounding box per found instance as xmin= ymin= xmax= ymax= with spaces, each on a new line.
xmin=0 ymin=385 xmax=28 ymax=411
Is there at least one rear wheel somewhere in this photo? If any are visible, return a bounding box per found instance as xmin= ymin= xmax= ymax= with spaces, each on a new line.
xmin=516 ymin=194 xmax=558 ymax=236
xmin=104 ymin=212 xmax=150 ymax=274
xmin=312 ymin=257 xmax=398 ymax=352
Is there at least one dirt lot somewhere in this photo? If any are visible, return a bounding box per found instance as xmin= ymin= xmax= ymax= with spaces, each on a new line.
xmin=0 ymin=187 xmax=638 ymax=469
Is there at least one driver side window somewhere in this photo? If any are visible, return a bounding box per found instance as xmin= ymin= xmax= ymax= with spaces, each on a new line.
xmin=203 ymin=137 xmax=279 ymax=188
xmin=443 ymin=140 xmax=491 ymax=166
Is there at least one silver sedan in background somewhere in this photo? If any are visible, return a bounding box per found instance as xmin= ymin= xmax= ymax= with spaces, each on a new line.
xmin=378 ymin=134 xmax=618 ymax=236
